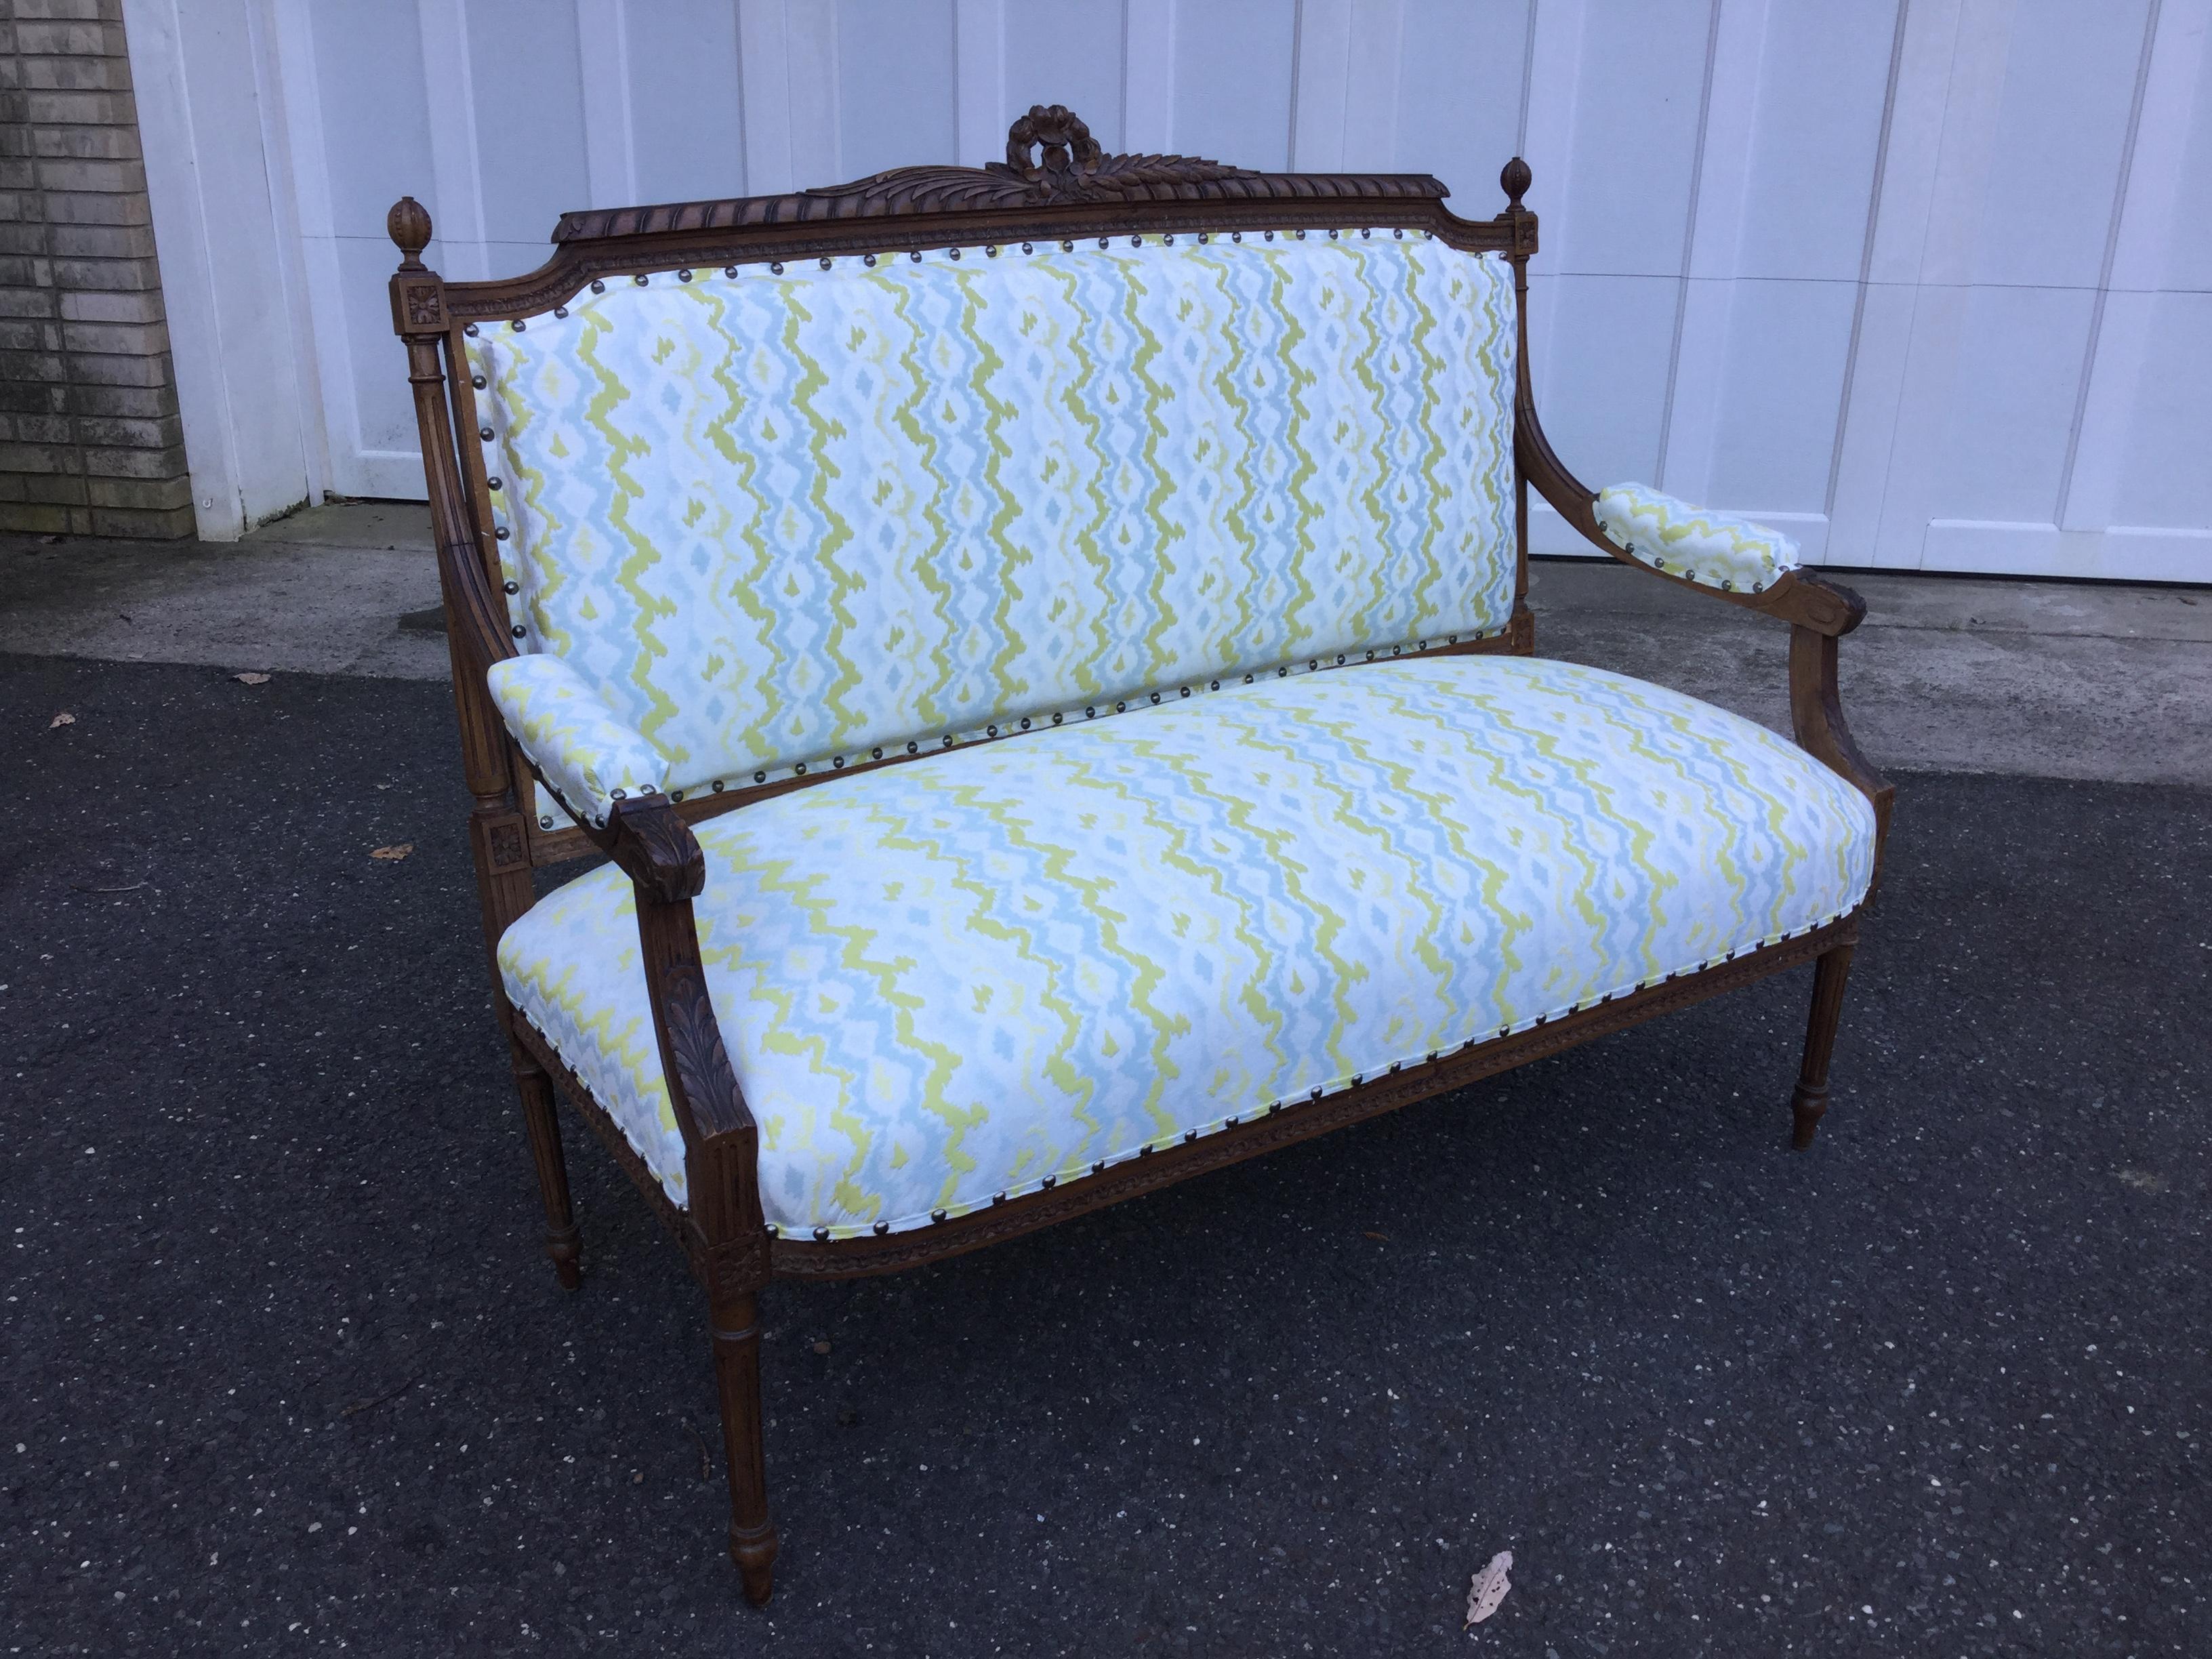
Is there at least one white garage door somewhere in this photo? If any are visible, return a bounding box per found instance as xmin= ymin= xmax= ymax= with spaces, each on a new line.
xmin=133 ymin=0 xmax=2212 ymax=579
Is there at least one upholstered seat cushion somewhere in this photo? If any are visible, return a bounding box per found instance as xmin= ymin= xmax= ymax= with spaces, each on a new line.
xmin=498 ymin=656 xmax=1876 ymax=1235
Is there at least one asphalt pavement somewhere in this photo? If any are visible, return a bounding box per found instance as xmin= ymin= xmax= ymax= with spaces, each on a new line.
xmin=4 ymin=651 xmax=2207 ymax=1656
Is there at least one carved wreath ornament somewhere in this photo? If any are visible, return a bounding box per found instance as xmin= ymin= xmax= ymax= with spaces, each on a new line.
xmin=803 ymin=104 xmax=1259 ymax=209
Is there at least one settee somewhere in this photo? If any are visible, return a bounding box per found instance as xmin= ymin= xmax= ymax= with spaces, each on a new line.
xmin=387 ymin=105 xmax=1891 ymax=1605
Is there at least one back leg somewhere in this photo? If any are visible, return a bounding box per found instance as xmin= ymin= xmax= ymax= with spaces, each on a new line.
xmin=512 ymin=1057 xmax=582 ymax=1288
xmin=1790 ymin=943 xmax=1856 ymax=1149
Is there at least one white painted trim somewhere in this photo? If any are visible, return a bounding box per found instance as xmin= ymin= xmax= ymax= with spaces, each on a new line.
xmin=1654 ymin=0 xmax=1769 ymax=504
xmin=417 ymin=0 xmax=493 ymax=281
xmin=1338 ymin=0 xmax=1405 ymax=171
xmin=1923 ymin=520 xmax=2212 ymax=581
xmin=576 ymin=0 xmax=640 ymax=209
xmin=1288 ymin=0 xmax=1353 ymax=170
xmin=954 ymin=0 xmax=1008 ymax=167
xmin=2059 ymin=0 xmax=2204 ymax=533
xmin=127 ymin=0 xmax=316 ymax=539
xmin=1122 ymin=0 xmax=1176 ymax=154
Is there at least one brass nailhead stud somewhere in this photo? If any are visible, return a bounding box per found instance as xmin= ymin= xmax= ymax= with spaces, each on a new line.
xmin=987 ymin=724 xmax=999 ymax=737
xmin=1019 ymin=718 xmax=1030 ymax=730
xmin=1393 ymin=228 xmax=1404 ymax=239
xmin=864 ymin=253 xmax=876 ymax=266
xmin=1061 ymin=240 xmax=1073 ymax=252
xmin=539 ymin=815 xmax=553 ymax=829
xmin=554 ymin=305 xmax=568 ymax=319
xmin=932 ymin=1208 xmax=948 ymax=1223
xmin=479 ymin=426 xmax=493 ymax=441
xmin=1022 ymin=242 xmax=1033 ymax=253
xmin=794 ymin=762 xmax=807 ymax=775
xmin=819 ymin=256 xmax=833 ymax=269
xmin=1295 ymin=228 xmax=1307 ymax=239
xmin=502 ymin=579 xmax=518 ymax=594
xmin=678 ymin=268 xmax=693 ymax=282
xmin=1231 ymin=231 xmax=1242 ymax=242
xmin=633 ymin=274 xmax=648 ymax=285
xmin=1149 ymin=692 xmax=1160 ymax=704
xmin=753 ymin=771 xmax=766 ymax=783
xmin=874 ymin=1220 xmax=889 ymax=1235
xmin=1139 ymin=1144 xmax=1153 ymax=1156
xmin=813 ymin=1227 xmax=830 ymax=1242
xmin=985 ymin=245 xmax=998 ymax=257
xmin=993 ymin=1191 xmax=1007 ymax=1205
xmin=463 ymin=323 xmax=478 ymax=337
xmin=724 ymin=266 xmax=737 ymax=277
xmin=712 ymin=780 xmax=725 ymax=793
xmin=1041 ymin=1175 xmax=1056 ymax=1190
xmin=487 ymin=476 xmax=501 ymax=491
xmin=832 ymin=756 xmax=845 ymax=769
xmin=910 ymin=249 xmax=922 ymax=262
xmin=764 ymin=1223 xmax=779 ymax=1237
xmin=590 ymin=280 xmax=605 ymax=293
xmin=1328 ymin=228 xmax=1338 ymax=239
xmin=471 ymin=375 xmax=487 ymax=388
xmin=1225 ymin=1115 xmax=1238 ymax=1127
xmin=1185 ymin=1130 xmax=1199 ymax=1143
xmin=1164 ymin=234 xmax=1174 ymax=245
xmin=771 ymin=261 xmax=783 ymax=274
xmin=495 ymin=526 xmax=510 ymax=541
xmin=948 ymin=248 xmax=960 ymax=261
xmin=905 ymin=741 xmax=918 ymax=754
xmin=1309 ymin=1086 xmax=1324 ymax=1100
xmin=1092 ymin=1160 xmax=1106 ymax=1174
xmin=871 ymin=746 xmax=883 ymax=759
xmin=1050 ymin=712 xmax=1063 ymax=726
xmin=1264 ymin=230 xmax=1274 ymax=241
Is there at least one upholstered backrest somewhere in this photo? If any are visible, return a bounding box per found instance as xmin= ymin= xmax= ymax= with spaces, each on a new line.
xmin=466 ymin=230 xmax=1517 ymax=791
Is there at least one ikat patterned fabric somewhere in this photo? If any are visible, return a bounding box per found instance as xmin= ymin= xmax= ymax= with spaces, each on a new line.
xmin=485 ymin=651 xmax=672 ymax=825
xmin=497 ymin=656 xmax=1877 ymax=1231
xmin=466 ymin=232 xmax=1519 ymax=815
xmin=1594 ymin=483 xmax=1799 ymax=593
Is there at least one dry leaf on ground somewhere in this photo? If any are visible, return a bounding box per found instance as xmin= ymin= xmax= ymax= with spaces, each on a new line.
xmin=233 ymin=672 xmax=272 ymax=685
xmin=369 ymin=844 xmax=414 ymax=861
xmin=49 ymin=711 xmax=75 ymax=728
xmin=1465 ymin=1550 xmax=1513 ymax=1626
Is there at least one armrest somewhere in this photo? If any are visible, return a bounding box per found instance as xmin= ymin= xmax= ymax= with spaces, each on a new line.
xmin=485 ymin=653 xmax=672 ymax=830
xmin=1593 ymin=483 xmax=1796 ymax=596
xmin=604 ymin=793 xmax=769 ymax=1283
xmin=1515 ymin=413 xmax=1863 ymax=636
xmin=1515 ymin=393 xmax=1891 ymax=880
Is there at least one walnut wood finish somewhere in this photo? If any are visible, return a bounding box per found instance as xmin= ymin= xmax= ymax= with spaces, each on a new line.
xmin=390 ymin=108 xmax=1889 ymax=1607
xmin=1790 ymin=944 xmax=1858 ymax=1149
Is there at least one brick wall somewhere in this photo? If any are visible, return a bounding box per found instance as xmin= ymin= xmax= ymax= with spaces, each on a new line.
xmin=0 ymin=0 xmax=192 ymax=538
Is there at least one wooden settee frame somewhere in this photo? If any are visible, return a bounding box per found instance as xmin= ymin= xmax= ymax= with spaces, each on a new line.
xmin=387 ymin=106 xmax=1893 ymax=1605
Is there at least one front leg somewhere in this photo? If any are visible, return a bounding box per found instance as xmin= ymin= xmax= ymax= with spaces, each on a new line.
xmin=608 ymin=795 xmax=782 ymax=1602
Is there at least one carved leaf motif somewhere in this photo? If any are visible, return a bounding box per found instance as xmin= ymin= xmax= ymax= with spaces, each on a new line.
xmin=663 ymin=969 xmax=737 ymax=1124
xmin=1057 ymin=151 xmax=1258 ymax=199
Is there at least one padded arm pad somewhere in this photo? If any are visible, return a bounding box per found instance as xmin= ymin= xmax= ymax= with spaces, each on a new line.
xmin=485 ymin=653 xmax=671 ymax=830
xmin=1593 ymin=483 xmax=1799 ymax=594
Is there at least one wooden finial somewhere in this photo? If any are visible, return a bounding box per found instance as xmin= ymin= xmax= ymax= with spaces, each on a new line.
xmin=388 ymin=196 xmax=433 ymax=270
xmin=1500 ymin=157 xmax=1532 ymax=209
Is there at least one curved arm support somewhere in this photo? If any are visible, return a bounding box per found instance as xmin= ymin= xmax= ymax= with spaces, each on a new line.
xmin=604 ymin=795 xmax=770 ymax=1291
xmin=1515 ymin=407 xmax=1865 ymax=637
xmin=1789 ymin=626 xmax=1895 ymax=890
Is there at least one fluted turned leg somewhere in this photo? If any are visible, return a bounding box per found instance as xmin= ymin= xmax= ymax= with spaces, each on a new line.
xmin=513 ymin=1062 xmax=582 ymax=1288
xmin=712 ymin=1291 xmax=779 ymax=1605
xmin=1790 ymin=943 xmax=1856 ymax=1149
